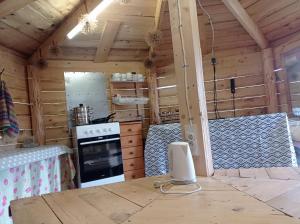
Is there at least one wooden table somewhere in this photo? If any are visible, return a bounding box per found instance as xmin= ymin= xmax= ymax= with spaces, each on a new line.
xmin=11 ymin=167 xmax=300 ymax=224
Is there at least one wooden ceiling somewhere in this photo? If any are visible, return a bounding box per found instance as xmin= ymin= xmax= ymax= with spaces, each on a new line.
xmin=0 ymin=0 xmax=81 ymax=55
xmin=0 ymin=0 xmax=300 ymax=61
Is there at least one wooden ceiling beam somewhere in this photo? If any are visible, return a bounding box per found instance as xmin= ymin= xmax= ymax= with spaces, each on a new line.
xmin=94 ymin=21 xmax=121 ymax=63
xmin=29 ymin=0 xmax=103 ymax=63
xmin=0 ymin=0 xmax=37 ymax=18
xmin=222 ymin=0 xmax=269 ymax=49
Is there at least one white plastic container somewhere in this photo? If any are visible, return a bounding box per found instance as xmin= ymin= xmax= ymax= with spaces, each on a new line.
xmin=289 ymin=118 xmax=300 ymax=141
xmin=168 ymin=142 xmax=197 ymax=184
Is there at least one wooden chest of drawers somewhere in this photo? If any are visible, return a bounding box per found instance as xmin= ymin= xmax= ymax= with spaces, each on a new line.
xmin=120 ymin=121 xmax=145 ymax=180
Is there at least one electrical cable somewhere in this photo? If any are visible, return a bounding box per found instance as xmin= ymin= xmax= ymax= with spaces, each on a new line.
xmin=230 ymin=78 xmax=236 ymax=117
xmin=176 ymin=0 xmax=193 ymax=128
xmin=197 ymin=0 xmax=222 ymax=119
xmin=232 ymin=92 xmax=236 ymax=117
xmin=154 ymin=179 xmax=202 ymax=195
xmin=196 ymin=0 xmax=215 ymax=58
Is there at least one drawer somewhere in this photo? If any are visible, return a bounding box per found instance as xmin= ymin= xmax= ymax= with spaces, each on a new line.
xmin=122 ymin=146 xmax=143 ymax=160
xmin=120 ymin=123 xmax=142 ymax=136
xmin=125 ymin=169 xmax=145 ymax=180
xmin=121 ymin=135 xmax=142 ymax=148
xmin=123 ymin=157 xmax=144 ymax=172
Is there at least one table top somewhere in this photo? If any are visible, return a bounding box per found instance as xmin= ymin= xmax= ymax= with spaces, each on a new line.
xmin=11 ymin=167 xmax=300 ymax=224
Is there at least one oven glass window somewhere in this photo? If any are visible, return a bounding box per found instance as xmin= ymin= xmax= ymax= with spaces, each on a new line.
xmin=78 ymin=139 xmax=123 ymax=183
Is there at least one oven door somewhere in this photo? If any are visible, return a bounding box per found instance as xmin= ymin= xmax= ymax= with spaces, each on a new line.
xmin=77 ymin=134 xmax=123 ymax=184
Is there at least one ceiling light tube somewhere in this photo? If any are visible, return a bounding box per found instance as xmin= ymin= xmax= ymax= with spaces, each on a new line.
xmin=67 ymin=0 xmax=114 ymax=39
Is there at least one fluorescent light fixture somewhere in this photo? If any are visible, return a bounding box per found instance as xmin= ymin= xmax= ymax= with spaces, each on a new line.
xmin=67 ymin=0 xmax=114 ymax=39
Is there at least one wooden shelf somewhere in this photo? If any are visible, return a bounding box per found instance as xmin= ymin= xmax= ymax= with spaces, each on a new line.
xmin=111 ymin=81 xmax=146 ymax=84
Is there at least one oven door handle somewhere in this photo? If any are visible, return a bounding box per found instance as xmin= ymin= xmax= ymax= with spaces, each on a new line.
xmin=79 ymin=137 xmax=120 ymax=146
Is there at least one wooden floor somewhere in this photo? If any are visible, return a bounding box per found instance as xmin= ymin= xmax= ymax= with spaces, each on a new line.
xmin=214 ymin=167 xmax=300 ymax=219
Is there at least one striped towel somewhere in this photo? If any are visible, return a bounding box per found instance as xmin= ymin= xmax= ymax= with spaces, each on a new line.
xmin=0 ymin=81 xmax=19 ymax=138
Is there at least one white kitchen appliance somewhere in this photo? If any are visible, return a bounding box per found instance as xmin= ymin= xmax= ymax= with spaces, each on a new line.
xmin=168 ymin=142 xmax=197 ymax=184
xmin=73 ymin=122 xmax=125 ymax=188
xmin=154 ymin=142 xmax=201 ymax=194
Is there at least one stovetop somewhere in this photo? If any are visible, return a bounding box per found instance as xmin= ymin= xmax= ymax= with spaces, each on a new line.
xmin=74 ymin=122 xmax=120 ymax=139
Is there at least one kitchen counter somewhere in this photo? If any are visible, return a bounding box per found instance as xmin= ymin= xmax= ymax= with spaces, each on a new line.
xmin=10 ymin=167 xmax=300 ymax=224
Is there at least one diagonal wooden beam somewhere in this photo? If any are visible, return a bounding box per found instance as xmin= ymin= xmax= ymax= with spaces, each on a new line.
xmin=222 ymin=0 xmax=268 ymax=49
xmin=29 ymin=0 xmax=103 ymax=63
xmin=94 ymin=21 xmax=120 ymax=63
xmin=154 ymin=0 xmax=167 ymax=30
xmin=0 ymin=0 xmax=37 ymax=18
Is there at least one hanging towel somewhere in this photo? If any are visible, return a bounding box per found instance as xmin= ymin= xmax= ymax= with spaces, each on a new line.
xmin=0 ymin=81 xmax=19 ymax=138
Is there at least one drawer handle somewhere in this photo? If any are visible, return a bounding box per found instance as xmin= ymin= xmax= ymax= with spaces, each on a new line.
xmin=128 ymin=128 xmax=132 ymax=132
xmin=130 ymin=163 xmax=134 ymax=167
xmin=132 ymin=175 xmax=136 ymax=178
xmin=128 ymin=140 xmax=133 ymax=143
xmin=129 ymin=152 xmax=134 ymax=155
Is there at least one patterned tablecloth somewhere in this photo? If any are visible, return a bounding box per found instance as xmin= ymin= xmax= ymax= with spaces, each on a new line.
xmin=0 ymin=145 xmax=75 ymax=224
xmin=145 ymin=113 xmax=298 ymax=176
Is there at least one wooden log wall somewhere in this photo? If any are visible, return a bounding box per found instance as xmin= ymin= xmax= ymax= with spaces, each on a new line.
xmin=32 ymin=61 xmax=148 ymax=149
xmin=156 ymin=46 xmax=270 ymax=120
xmin=272 ymin=32 xmax=300 ymax=115
xmin=0 ymin=46 xmax=32 ymax=150
xmin=153 ymin=3 xmax=300 ymax=121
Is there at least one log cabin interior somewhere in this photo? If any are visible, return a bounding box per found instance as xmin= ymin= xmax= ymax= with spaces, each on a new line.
xmin=1 ymin=0 xmax=300 ymax=223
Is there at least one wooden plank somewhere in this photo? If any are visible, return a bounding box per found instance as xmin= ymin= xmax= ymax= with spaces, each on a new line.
xmin=168 ymin=0 xmax=213 ymax=176
xmin=267 ymin=186 xmax=300 ymax=219
xmin=102 ymin=177 xmax=162 ymax=207
xmin=77 ymin=187 xmax=142 ymax=223
xmin=43 ymin=191 xmax=115 ymax=224
xmin=46 ymin=61 xmax=145 ymax=73
xmin=262 ymin=48 xmax=278 ymax=113
xmin=27 ymin=65 xmax=45 ymax=145
xmin=11 ymin=197 xmax=61 ymax=224
xmin=222 ymin=0 xmax=268 ymax=49
xmin=124 ymin=188 xmax=300 ymax=224
xmin=226 ymin=169 xmax=240 ymax=177
xmin=213 ymin=169 xmax=227 ymax=176
xmin=0 ymin=0 xmax=37 ymax=18
xmin=239 ymin=168 xmax=270 ymax=179
xmin=94 ymin=21 xmax=121 ymax=63
xmin=222 ymin=178 xmax=300 ymax=202
xmin=266 ymin=167 xmax=300 ymax=180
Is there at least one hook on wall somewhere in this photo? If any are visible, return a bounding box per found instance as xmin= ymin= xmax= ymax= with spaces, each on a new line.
xmin=0 ymin=68 xmax=4 ymax=81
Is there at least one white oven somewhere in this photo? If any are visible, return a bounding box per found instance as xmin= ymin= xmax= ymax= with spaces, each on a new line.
xmin=73 ymin=123 xmax=124 ymax=188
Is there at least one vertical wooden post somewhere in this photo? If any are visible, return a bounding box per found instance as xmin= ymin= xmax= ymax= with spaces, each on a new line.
xmin=262 ymin=48 xmax=278 ymax=113
xmin=168 ymin=0 xmax=214 ymax=176
xmin=147 ymin=69 xmax=161 ymax=124
xmin=27 ymin=65 xmax=45 ymax=145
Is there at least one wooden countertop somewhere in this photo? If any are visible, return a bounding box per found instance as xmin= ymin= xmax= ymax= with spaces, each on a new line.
xmin=11 ymin=167 xmax=300 ymax=224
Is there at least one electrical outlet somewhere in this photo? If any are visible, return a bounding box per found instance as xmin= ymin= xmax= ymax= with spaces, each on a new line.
xmin=184 ymin=124 xmax=200 ymax=156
